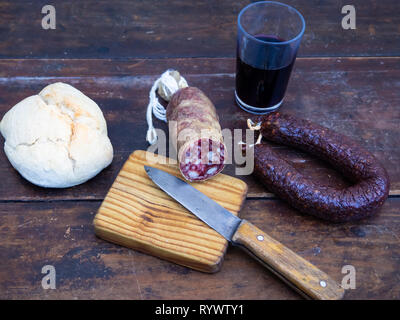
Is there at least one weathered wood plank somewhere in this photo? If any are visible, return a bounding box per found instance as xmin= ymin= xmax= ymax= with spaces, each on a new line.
xmin=0 ymin=1 xmax=398 ymax=59
xmin=0 ymin=57 xmax=398 ymax=200
xmin=0 ymin=201 xmax=143 ymax=299
xmin=1 ymin=198 xmax=399 ymax=299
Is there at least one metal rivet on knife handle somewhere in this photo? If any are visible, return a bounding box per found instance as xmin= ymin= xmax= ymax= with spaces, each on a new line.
xmin=231 ymin=220 xmax=345 ymax=300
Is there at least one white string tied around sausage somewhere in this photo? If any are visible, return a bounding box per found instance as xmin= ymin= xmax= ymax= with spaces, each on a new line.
xmin=146 ymin=69 xmax=188 ymax=145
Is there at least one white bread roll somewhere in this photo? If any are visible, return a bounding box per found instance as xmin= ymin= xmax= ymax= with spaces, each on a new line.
xmin=0 ymin=82 xmax=113 ymax=188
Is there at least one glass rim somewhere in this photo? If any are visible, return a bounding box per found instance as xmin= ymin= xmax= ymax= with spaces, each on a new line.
xmin=238 ymin=1 xmax=306 ymax=46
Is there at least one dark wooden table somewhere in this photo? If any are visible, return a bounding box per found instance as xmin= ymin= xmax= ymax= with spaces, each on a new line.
xmin=0 ymin=0 xmax=399 ymax=300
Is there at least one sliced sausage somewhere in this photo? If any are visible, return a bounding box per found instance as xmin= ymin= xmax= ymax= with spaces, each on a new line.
xmin=166 ymin=87 xmax=226 ymax=181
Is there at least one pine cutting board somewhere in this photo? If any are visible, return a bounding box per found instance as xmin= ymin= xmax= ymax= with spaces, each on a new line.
xmin=94 ymin=150 xmax=248 ymax=273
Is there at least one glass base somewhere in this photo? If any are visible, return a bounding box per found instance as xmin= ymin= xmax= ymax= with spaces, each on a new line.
xmin=235 ymin=91 xmax=283 ymax=115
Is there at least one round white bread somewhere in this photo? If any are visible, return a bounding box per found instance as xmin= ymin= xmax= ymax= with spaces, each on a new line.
xmin=0 ymin=82 xmax=113 ymax=188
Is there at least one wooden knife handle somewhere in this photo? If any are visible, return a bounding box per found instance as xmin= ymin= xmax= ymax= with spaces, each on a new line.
xmin=231 ymin=220 xmax=345 ymax=300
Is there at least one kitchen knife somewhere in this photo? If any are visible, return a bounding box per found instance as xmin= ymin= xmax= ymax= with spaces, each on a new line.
xmin=144 ymin=165 xmax=345 ymax=300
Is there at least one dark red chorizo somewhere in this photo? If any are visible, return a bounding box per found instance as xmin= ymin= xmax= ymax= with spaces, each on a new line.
xmin=166 ymin=87 xmax=226 ymax=181
xmin=253 ymin=112 xmax=390 ymax=222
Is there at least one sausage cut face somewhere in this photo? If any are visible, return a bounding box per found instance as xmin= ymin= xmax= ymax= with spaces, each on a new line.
xmin=179 ymin=138 xmax=225 ymax=181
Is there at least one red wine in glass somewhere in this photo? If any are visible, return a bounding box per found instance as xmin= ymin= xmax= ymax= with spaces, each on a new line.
xmin=235 ymin=35 xmax=296 ymax=111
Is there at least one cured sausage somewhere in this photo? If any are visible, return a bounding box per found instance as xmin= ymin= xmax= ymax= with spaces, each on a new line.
xmin=253 ymin=112 xmax=390 ymax=222
xmin=166 ymin=87 xmax=226 ymax=181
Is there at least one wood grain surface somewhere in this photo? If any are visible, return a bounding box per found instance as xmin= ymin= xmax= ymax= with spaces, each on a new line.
xmin=0 ymin=57 xmax=398 ymax=200
xmin=1 ymin=0 xmax=399 ymax=300
xmin=0 ymin=0 xmax=399 ymax=58
xmin=232 ymin=220 xmax=345 ymax=300
xmin=94 ymin=150 xmax=247 ymax=273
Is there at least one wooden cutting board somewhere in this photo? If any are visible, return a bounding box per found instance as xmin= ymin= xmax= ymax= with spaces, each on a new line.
xmin=94 ymin=150 xmax=248 ymax=273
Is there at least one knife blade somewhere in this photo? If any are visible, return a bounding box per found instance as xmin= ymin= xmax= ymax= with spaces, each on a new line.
xmin=144 ymin=165 xmax=242 ymax=241
xmin=144 ymin=165 xmax=344 ymax=300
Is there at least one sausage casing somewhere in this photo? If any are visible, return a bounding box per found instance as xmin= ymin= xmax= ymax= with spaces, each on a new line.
xmin=254 ymin=112 xmax=390 ymax=222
